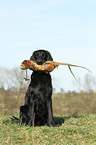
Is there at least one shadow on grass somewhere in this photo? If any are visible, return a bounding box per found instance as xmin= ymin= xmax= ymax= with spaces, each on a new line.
xmin=53 ymin=113 xmax=83 ymax=126
xmin=53 ymin=116 xmax=65 ymax=126
xmin=3 ymin=113 xmax=84 ymax=127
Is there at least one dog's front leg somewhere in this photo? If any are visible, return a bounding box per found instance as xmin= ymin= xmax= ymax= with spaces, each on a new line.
xmin=28 ymin=101 xmax=35 ymax=126
xmin=47 ymin=100 xmax=55 ymax=126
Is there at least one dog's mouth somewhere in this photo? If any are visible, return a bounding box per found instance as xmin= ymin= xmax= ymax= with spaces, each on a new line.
xmin=36 ymin=60 xmax=45 ymax=65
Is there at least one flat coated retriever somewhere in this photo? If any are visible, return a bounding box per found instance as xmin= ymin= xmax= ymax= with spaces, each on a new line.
xmin=20 ymin=50 xmax=55 ymax=126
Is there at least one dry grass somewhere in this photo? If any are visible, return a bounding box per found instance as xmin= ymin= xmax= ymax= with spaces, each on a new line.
xmin=53 ymin=91 xmax=96 ymax=116
xmin=0 ymin=91 xmax=96 ymax=116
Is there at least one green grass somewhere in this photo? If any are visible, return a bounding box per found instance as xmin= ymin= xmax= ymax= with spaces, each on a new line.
xmin=0 ymin=114 xmax=96 ymax=144
xmin=0 ymin=92 xmax=96 ymax=144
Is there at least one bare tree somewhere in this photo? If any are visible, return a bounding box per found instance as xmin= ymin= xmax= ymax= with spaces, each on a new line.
xmin=60 ymin=88 xmax=65 ymax=93
xmin=83 ymin=74 xmax=95 ymax=92
xmin=0 ymin=67 xmax=30 ymax=94
xmin=72 ymin=76 xmax=82 ymax=92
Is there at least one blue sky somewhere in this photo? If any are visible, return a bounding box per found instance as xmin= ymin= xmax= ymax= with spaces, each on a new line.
xmin=0 ymin=0 xmax=96 ymax=91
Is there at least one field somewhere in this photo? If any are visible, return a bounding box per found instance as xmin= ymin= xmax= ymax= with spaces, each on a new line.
xmin=0 ymin=92 xmax=96 ymax=144
xmin=0 ymin=114 xmax=96 ymax=144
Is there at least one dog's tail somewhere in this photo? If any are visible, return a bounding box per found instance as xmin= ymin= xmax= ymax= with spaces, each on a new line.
xmin=3 ymin=116 xmax=20 ymax=124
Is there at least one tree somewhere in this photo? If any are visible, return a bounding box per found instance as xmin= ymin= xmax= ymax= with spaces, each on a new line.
xmin=0 ymin=67 xmax=30 ymax=94
xmin=83 ymin=74 xmax=95 ymax=92
xmin=60 ymin=88 xmax=64 ymax=93
xmin=72 ymin=76 xmax=82 ymax=92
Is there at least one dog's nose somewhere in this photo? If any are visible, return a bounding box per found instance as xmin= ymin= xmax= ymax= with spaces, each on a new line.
xmin=36 ymin=60 xmax=43 ymax=65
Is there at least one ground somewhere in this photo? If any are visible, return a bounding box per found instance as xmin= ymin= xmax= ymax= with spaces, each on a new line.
xmin=0 ymin=114 xmax=96 ymax=144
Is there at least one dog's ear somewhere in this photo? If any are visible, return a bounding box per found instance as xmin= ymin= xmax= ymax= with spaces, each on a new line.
xmin=30 ymin=52 xmax=35 ymax=60
xmin=46 ymin=51 xmax=53 ymax=61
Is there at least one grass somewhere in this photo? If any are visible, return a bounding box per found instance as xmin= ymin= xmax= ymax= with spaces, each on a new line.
xmin=1 ymin=91 xmax=96 ymax=116
xmin=0 ymin=92 xmax=96 ymax=144
xmin=0 ymin=114 xmax=96 ymax=144
xmin=53 ymin=92 xmax=96 ymax=115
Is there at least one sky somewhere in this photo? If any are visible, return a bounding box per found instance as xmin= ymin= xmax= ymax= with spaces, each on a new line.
xmin=0 ymin=0 xmax=96 ymax=92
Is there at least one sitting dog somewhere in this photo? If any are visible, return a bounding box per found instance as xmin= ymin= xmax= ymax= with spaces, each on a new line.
xmin=20 ymin=50 xmax=54 ymax=126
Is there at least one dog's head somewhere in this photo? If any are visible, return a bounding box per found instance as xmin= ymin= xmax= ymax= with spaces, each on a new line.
xmin=30 ymin=50 xmax=53 ymax=65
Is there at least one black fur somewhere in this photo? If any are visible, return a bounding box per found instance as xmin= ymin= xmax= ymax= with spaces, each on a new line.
xmin=20 ymin=50 xmax=54 ymax=126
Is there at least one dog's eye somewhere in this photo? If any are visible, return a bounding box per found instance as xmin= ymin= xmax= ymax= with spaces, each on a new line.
xmin=42 ymin=53 xmax=45 ymax=58
xmin=36 ymin=53 xmax=39 ymax=58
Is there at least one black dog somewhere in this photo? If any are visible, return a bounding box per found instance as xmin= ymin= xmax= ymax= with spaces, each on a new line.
xmin=20 ymin=50 xmax=54 ymax=126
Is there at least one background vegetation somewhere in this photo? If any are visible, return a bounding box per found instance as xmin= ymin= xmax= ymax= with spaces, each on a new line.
xmin=0 ymin=67 xmax=96 ymax=144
